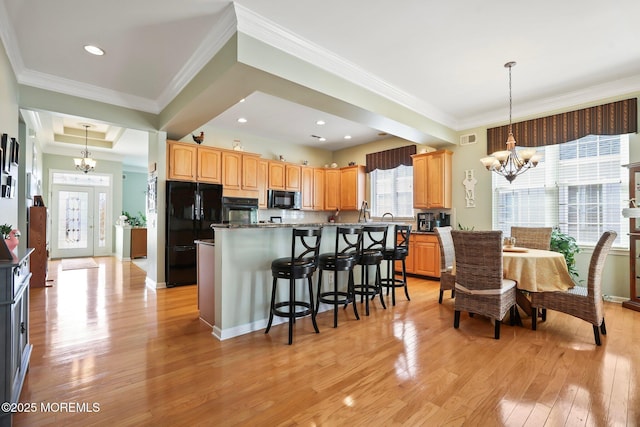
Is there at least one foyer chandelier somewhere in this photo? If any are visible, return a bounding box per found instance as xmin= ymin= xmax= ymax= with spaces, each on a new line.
xmin=480 ymin=61 xmax=540 ymax=183
xmin=74 ymin=124 xmax=97 ymax=173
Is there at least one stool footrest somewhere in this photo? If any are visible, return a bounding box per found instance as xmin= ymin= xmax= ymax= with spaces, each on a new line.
xmin=318 ymin=291 xmax=352 ymax=305
xmin=380 ymin=278 xmax=406 ymax=288
xmin=273 ymin=301 xmax=314 ymax=319
xmin=353 ymin=284 xmax=380 ymax=296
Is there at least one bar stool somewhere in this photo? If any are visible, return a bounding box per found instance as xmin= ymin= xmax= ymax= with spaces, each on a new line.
xmin=354 ymin=225 xmax=388 ymax=316
xmin=315 ymin=226 xmax=363 ymax=328
xmin=381 ymin=224 xmax=412 ymax=306
xmin=265 ymin=227 xmax=323 ymax=345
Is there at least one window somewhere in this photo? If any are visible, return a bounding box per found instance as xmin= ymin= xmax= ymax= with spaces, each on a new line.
xmin=493 ymin=134 xmax=629 ymax=247
xmin=370 ymin=165 xmax=413 ymax=217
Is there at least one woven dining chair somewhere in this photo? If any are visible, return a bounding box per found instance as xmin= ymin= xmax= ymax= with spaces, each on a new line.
xmin=451 ymin=230 xmax=517 ymax=339
xmin=510 ymin=226 xmax=553 ymax=250
xmin=530 ymin=230 xmax=616 ymax=346
xmin=434 ymin=226 xmax=455 ymax=304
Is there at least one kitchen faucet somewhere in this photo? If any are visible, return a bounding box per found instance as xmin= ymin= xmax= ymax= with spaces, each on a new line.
xmin=382 ymin=212 xmax=394 ymax=221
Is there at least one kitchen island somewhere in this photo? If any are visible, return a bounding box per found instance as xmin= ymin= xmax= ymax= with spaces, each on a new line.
xmin=208 ymin=222 xmax=401 ymax=340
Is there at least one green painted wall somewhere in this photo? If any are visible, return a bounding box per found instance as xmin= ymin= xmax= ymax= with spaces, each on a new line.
xmin=122 ymin=171 xmax=147 ymax=219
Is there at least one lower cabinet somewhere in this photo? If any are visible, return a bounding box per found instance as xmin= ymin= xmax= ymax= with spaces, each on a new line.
xmin=397 ymin=234 xmax=440 ymax=278
xmin=196 ymin=241 xmax=215 ymax=327
xmin=1 ymin=249 xmax=33 ymax=427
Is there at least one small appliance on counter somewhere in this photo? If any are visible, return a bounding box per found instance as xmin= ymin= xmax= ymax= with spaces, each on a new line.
xmin=417 ymin=212 xmax=434 ymax=231
xmin=416 ymin=212 xmax=451 ymax=231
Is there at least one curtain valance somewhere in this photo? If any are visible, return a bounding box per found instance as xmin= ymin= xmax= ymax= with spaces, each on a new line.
xmin=365 ymin=145 xmax=416 ymax=173
xmin=486 ymin=98 xmax=637 ymax=154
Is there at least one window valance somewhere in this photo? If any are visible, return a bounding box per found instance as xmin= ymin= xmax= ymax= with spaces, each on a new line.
xmin=486 ymin=97 xmax=637 ymax=154
xmin=365 ymin=145 xmax=416 ymax=173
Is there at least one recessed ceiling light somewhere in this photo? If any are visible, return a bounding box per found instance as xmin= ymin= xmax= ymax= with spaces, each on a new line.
xmin=344 ymin=135 xmax=352 ymax=140
xmin=84 ymin=45 xmax=105 ymax=56
xmin=239 ymin=98 xmax=246 ymax=103
xmin=316 ymin=120 xmax=326 ymax=125
xmin=237 ymin=118 xmax=247 ymax=123
xmin=319 ymin=137 xmax=326 ymax=142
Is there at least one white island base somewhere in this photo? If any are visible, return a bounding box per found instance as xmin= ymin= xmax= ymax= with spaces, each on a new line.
xmin=210 ymin=224 xmax=395 ymax=340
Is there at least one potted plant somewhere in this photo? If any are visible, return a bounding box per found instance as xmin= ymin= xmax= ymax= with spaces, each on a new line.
xmin=550 ymin=228 xmax=581 ymax=280
xmin=0 ymin=223 xmax=20 ymax=252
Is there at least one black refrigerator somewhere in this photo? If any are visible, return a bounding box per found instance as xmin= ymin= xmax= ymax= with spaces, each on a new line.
xmin=166 ymin=181 xmax=223 ymax=287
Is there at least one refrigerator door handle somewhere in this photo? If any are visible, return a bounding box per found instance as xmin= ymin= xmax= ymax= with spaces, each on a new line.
xmin=199 ymin=191 xmax=204 ymax=219
xmin=194 ymin=192 xmax=201 ymax=220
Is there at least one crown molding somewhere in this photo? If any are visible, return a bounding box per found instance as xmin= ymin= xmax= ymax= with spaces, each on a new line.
xmin=155 ymin=3 xmax=238 ymax=111
xmin=233 ymin=3 xmax=455 ymax=129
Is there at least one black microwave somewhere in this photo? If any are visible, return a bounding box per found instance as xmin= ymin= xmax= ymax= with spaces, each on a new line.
xmin=267 ymin=190 xmax=301 ymax=210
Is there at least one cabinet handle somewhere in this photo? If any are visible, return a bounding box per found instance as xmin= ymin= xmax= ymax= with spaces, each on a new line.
xmin=20 ymin=322 xmax=26 ymax=334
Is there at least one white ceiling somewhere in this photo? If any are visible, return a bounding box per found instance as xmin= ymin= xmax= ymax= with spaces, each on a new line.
xmin=2 ymin=0 xmax=640 ymax=168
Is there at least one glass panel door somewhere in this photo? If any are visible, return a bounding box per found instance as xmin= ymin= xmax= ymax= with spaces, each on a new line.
xmin=51 ymin=185 xmax=94 ymax=258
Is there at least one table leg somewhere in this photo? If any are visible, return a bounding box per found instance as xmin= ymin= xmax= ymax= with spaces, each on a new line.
xmin=516 ymin=290 xmax=533 ymax=317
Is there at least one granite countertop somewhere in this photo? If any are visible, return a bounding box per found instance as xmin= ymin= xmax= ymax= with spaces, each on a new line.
xmin=211 ymin=221 xmax=411 ymax=229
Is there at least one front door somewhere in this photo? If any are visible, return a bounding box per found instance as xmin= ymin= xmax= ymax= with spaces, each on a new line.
xmin=50 ymin=178 xmax=111 ymax=258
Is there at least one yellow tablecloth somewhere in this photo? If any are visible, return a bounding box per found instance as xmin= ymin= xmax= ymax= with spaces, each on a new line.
xmin=502 ymin=248 xmax=574 ymax=292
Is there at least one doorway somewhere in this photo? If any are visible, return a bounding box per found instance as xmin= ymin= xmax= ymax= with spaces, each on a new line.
xmin=49 ymin=172 xmax=112 ymax=259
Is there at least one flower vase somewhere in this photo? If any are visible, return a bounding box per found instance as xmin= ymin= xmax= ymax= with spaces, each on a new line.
xmin=5 ymin=230 xmax=19 ymax=253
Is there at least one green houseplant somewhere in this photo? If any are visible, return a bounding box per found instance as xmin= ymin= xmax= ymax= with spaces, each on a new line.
xmin=550 ymin=228 xmax=581 ymax=280
xmin=0 ymin=224 xmax=12 ymax=239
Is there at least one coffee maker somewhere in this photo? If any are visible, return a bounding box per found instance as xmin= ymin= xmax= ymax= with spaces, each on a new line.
xmin=416 ymin=212 xmax=434 ymax=231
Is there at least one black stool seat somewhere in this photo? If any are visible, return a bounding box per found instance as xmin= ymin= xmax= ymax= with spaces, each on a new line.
xmin=272 ymin=257 xmax=317 ymax=278
xmin=315 ymin=227 xmax=363 ymax=328
xmin=354 ymin=225 xmax=388 ymax=316
xmin=380 ymin=225 xmax=412 ymax=306
xmin=265 ymin=227 xmax=323 ymax=345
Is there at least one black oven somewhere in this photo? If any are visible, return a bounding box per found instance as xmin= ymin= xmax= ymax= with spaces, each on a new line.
xmin=267 ymin=190 xmax=301 ymax=210
xmin=222 ymin=197 xmax=258 ymax=224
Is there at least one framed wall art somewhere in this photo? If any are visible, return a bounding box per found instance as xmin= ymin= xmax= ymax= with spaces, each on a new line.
xmin=10 ymin=138 xmax=18 ymax=166
xmin=0 ymin=134 xmax=8 ymax=173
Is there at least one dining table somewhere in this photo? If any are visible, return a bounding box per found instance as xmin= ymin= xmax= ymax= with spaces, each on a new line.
xmin=502 ymin=246 xmax=575 ymax=317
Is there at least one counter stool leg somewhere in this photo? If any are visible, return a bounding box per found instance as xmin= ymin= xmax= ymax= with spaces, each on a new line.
xmin=315 ymin=269 xmax=324 ymax=314
xmin=332 ymin=271 xmax=339 ymax=327
xmin=376 ymin=264 xmax=386 ymax=309
xmin=265 ymin=277 xmax=277 ymax=334
xmin=288 ymin=278 xmax=295 ymax=345
xmin=348 ymin=270 xmax=360 ymax=320
xmin=308 ymin=276 xmax=320 ymax=333
xmin=401 ymin=259 xmax=410 ymax=301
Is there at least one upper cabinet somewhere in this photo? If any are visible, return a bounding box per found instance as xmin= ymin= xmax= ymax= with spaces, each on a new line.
xmin=222 ymin=151 xmax=242 ymax=191
xmin=167 ymin=141 xmax=198 ymax=181
xmin=268 ymin=161 xmax=302 ymax=191
xmin=301 ymin=167 xmax=314 ymax=210
xmin=197 ymin=146 xmax=222 ymax=183
xmin=324 ymin=169 xmax=340 ymax=211
xmin=168 ymin=140 xmax=223 ymax=184
xmin=312 ymin=168 xmax=325 ymax=211
xmin=257 ymin=159 xmax=269 ymax=209
xmin=412 ymin=150 xmax=453 ymax=209
xmin=340 ymin=165 xmax=365 ymax=211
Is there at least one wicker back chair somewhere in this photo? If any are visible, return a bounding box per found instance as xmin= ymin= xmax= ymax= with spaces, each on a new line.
xmin=434 ymin=226 xmax=455 ymax=304
xmin=451 ymin=230 xmax=517 ymax=339
xmin=530 ymin=230 xmax=616 ymax=345
xmin=510 ymin=226 xmax=553 ymax=250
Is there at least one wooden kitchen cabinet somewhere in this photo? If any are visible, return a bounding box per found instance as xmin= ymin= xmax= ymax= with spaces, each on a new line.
xmin=412 ymin=150 xmax=453 ymax=209
xmin=197 ymin=146 xmax=222 ymax=183
xmin=301 ymin=166 xmax=314 ymax=210
xmin=257 ymin=159 xmax=269 ymax=209
xmin=268 ymin=161 xmax=286 ymax=190
xmin=397 ymin=234 xmax=440 ymax=278
xmin=340 ymin=165 xmax=365 ymax=211
xmin=324 ymin=168 xmax=340 ymax=211
xmin=285 ymin=164 xmax=302 ymax=191
xmin=313 ymin=168 xmax=325 ymax=210
xmin=167 ymin=141 xmax=197 ymax=181
xmin=268 ymin=161 xmax=301 ymax=191
xmin=167 ymin=140 xmax=223 ymax=184
xmin=241 ymin=153 xmax=261 ymax=191
xmin=222 ymin=150 xmax=242 ymax=191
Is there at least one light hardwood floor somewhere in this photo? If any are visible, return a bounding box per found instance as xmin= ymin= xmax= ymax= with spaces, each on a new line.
xmin=13 ymin=257 xmax=640 ymax=426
